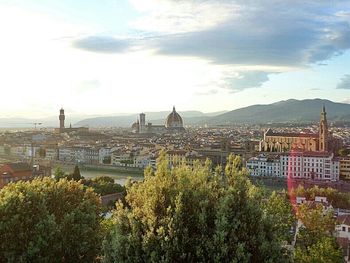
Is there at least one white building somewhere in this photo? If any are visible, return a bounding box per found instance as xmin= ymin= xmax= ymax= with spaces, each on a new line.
xmin=280 ymin=151 xmax=339 ymax=181
xmin=246 ymin=154 xmax=281 ymax=177
xmin=58 ymin=147 xmax=74 ymax=163
xmin=84 ymin=147 xmax=99 ymax=165
xmin=45 ymin=148 xmax=58 ymax=161
xmin=336 ymin=215 xmax=350 ymax=239
xmin=111 ymin=151 xmax=134 ymax=166
xmin=99 ymin=147 xmax=112 ymax=164
xmin=246 ymin=151 xmax=340 ymax=181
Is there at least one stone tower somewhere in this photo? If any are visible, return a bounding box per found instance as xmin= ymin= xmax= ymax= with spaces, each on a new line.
xmin=319 ymin=105 xmax=328 ymax=152
xmin=59 ymin=108 xmax=65 ymax=132
xmin=139 ymin=113 xmax=146 ymax=133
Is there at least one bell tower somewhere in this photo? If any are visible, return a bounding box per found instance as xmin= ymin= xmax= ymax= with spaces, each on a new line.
xmin=59 ymin=108 xmax=65 ymax=132
xmin=319 ymin=105 xmax=328 ymax=152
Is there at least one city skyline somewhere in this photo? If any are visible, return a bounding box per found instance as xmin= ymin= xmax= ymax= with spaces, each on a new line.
xmin=0 ymin=0 xmax=350 ymax=118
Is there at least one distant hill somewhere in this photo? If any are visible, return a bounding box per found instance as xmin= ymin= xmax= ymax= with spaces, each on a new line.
xmin=203 ymin=99 xmax=350 ymax=125
xmin=1 ymin=99 xmax=348 ymax=128
xmin=74 ymin=111 xmax=227 ymax=128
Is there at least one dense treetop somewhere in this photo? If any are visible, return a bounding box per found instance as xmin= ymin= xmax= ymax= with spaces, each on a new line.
xmin=0 ymin=178 xmax=102 ymax=263
xmin=102 ymin=153 xmax=293 ymax=263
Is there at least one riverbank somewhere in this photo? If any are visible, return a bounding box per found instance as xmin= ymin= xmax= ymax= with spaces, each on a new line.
xmin=54 ymin=163 xmax=144 ymax=186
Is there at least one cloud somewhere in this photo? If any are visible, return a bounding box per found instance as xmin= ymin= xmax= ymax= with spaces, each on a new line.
xmin=336 ymin=74 xmax=350 ymax=89
xmin=72 ymin=36 xmax=131 ymax=53
xmin=71 ymin=0 xmax=350 ymax=91
xmin=130 ymin=0 xmax=239 ymax=33
xmin=342 ymin=98 xmax=350 ymax=104
xmin=221 ymin=71 xmax=270 ymax=92
xmin=195 ymin=89 xmax=218 ymax=95
xmin=74 ymin=80 xmax=100 ymax=93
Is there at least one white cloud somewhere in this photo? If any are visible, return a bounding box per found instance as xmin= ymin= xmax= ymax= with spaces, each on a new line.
xmin=129 ymin=0 xmax=239 ymax=34
xmin=337 ymin=74 xmax=350 ymax=89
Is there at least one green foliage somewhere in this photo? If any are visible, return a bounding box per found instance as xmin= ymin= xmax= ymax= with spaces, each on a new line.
xmin=264 ymin=191 xmax=295 ymax=243
xmin=69 ymin=165 xmax=83 ymax=181
xmin=295 ymin=203 xmax=336 ymax=252
xmin=102 ymin=153 xmax=290 ymax=263
xmin=338 ymin=148 xmax=350 ymax=156
xmin=53 ymin=166 xmax=66 ymax=181
xmin=0 ymin=177 xmax=102 ymax=263
xmin=83 ymin=176 xmax=124 ymax=196
xmin=294 ymin=203 xmax=342 ymax=263
xmin=102 ymin=156 xmax=111 ymax=164
xmin=292 ymin=185 xmax=350 ymax=209
xmin=37 ymin=148 xmax=46 ymax=158
xmin=120 ymin=159 xmax=134 ymax=165
xmin=294 ymin=236 xmax=343 ymax=263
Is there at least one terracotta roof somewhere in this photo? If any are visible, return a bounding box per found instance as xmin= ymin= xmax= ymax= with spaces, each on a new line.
xmin=265 ymin=129 xmax=318 ymax=138
xmin=337 ymin=215 xmax=350 ymax=226
xmin=5 ymin=162 xmax=31 ymax=172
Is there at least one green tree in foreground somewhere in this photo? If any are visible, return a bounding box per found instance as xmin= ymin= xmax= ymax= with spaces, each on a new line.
xmin=0 ymin=178 xmax=102 ymax=263
xmin=102 ymin=153 xmax=291 ymax=263
xmin=294 ymin=236 xmax=343 ymax=263
xmin=264 ymin=191 xmax=295 ymax=243
xmin=294 ymin=203 xmax=343 ymax=263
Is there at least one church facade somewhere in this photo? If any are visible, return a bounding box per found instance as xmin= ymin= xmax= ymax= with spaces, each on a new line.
xmin=132 ymin=106 xmax=186 ymax=134
xmin=259 ymin=106 xmax=342 ymax=154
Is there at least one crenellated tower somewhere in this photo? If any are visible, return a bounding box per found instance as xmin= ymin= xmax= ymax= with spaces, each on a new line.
xmin=319 ymin=105 xmax=328 ymax=152
xmin=59 ymin=108 xmax=65 ymax=132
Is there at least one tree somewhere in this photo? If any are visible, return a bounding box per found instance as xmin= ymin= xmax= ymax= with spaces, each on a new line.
xmin=37 ymin=148 xmax=46 ymax=158
xmin=294 ymin=203 xmax=343 ymax=263
xmin=53 ymin=166 xmax=66 ymax=180
xmin=294 ymin=236 xmax=343 ymax=263
xmin=0 ymin=177 xmax=102 ymax=263
xmin=339 ymin=148 xmax=350 ymax=157
xmin=68 ymin=165 xmax=82 ymax=181
xmin=83 ymin=176 xmax=124 ymax=196
xmin=264 ymin=191 xmax=295 ymax=243
xmin=102 ymin=153 xmax=290 ymax=262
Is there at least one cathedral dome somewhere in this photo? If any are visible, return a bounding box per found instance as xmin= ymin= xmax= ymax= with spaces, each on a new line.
xmin=165 ymin=106 xmax=183 ymax=128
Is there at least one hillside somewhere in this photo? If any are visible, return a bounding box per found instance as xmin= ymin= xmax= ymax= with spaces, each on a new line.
xmin=204 ymin=99 xmax=350 ymax=125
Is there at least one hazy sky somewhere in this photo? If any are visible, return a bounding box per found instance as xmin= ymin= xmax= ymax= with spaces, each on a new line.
xmin=0 ymin=0 xmax=350 ymax=118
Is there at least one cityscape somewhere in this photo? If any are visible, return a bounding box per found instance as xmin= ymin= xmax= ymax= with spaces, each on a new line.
xmin=1 ymin=1 xmax=350 ymax=262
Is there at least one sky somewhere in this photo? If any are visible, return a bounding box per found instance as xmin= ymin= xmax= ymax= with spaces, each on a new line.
xmin=0 ymin=0 xmax=350 ymax=118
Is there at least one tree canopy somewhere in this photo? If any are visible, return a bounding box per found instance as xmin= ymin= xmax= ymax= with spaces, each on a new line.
xmin=0 ymin=177 xmax=102 ymax=263
xmin=294 ymin=203 xmax=343 ymax=263
xmin=291 ymin=185 xmax=350 ymax=209
xmin=83 ymin=176 xmax=124 ymax=196
xmin=102 ymin=153 xmax=291 ymax=263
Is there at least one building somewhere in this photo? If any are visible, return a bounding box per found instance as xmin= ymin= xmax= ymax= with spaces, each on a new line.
xmin=246 ymin=154 xmax=281 ymax=177
xmin=0 ymin=163 xmax=51 ymax=188
xmin=260 ymin=106 xmax=342 ymax=154
xmin=335 ymin=215 xmax=350 ymax=262
xmin=55 ymin=108 xmax=89 ymax=134
xmin=280 ymin=151 xmax=339 ymax=180
xmin=0 ymin=163 xmax=32 ymax=188
xmin=131 ymin=106 xmax=186 ymax=134
xmin=340 ymin=157 xmax=350 ymax=181
xmin=246 ymin=151 xmax=340 ymax=180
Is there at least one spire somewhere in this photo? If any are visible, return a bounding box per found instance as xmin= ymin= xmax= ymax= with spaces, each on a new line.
xmin=173 ymin=106 xmax=176 ymax=112
xmin=322 ymin=104 xmax=326 ymax=114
